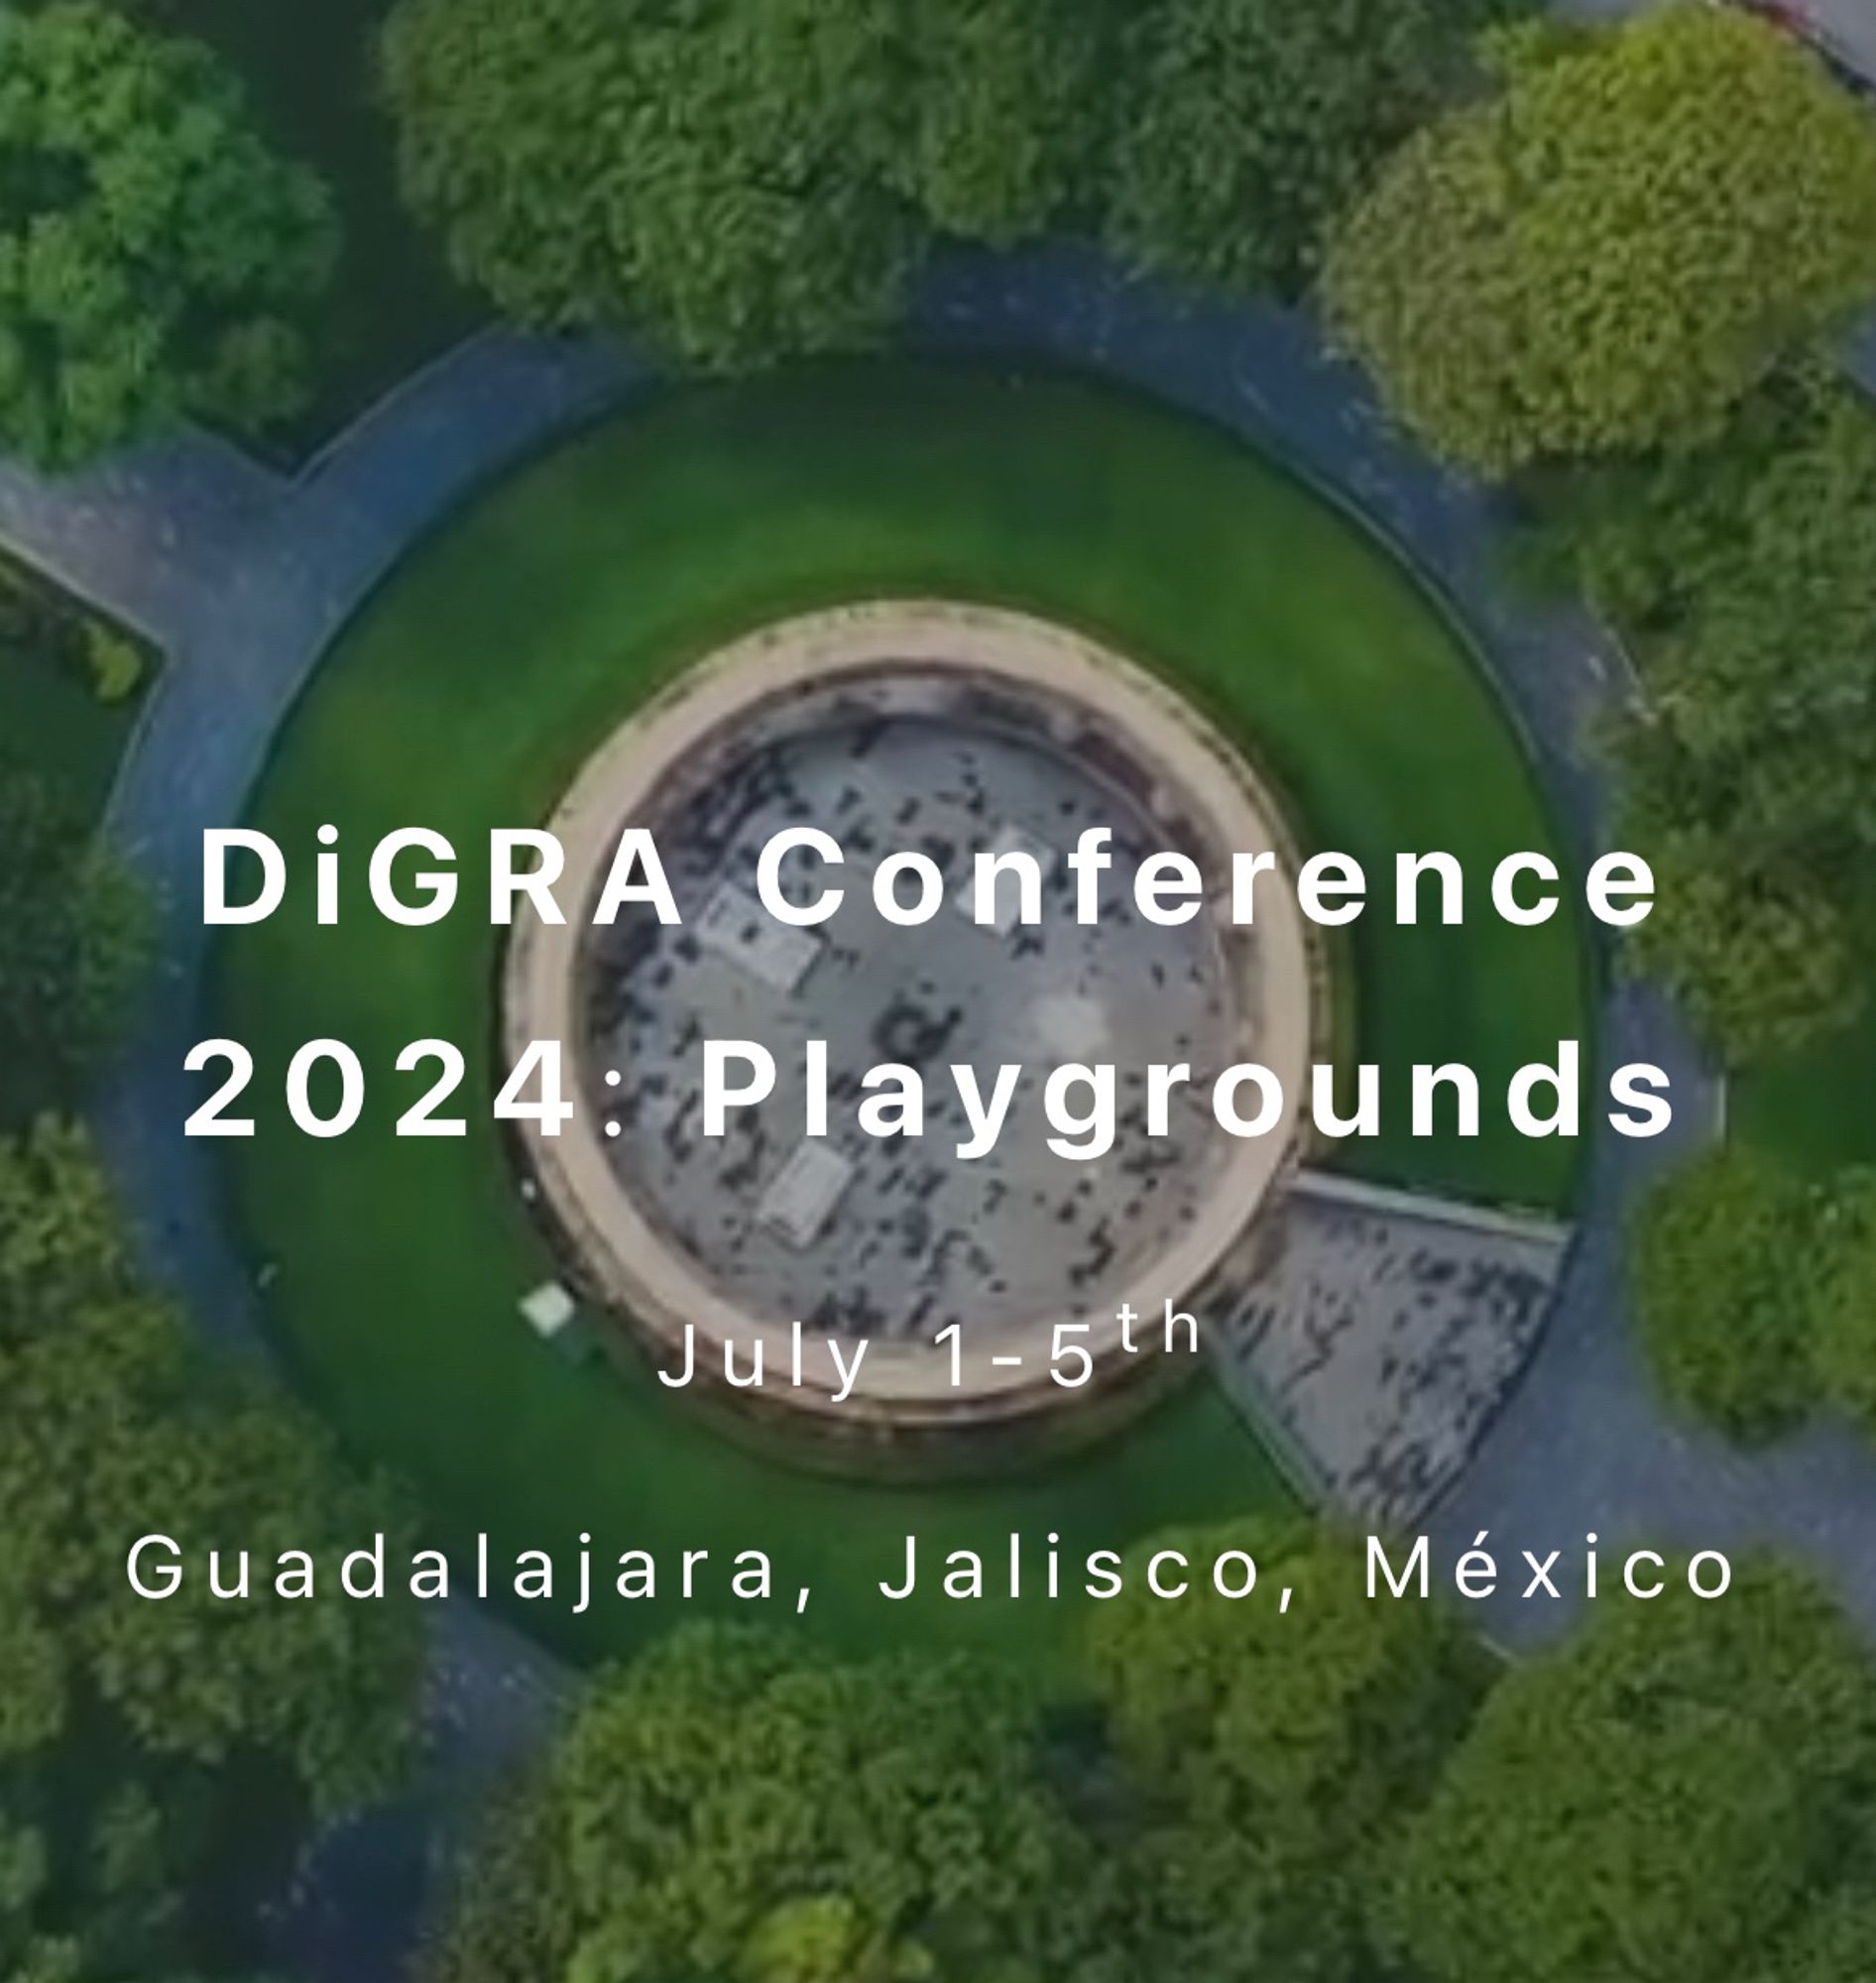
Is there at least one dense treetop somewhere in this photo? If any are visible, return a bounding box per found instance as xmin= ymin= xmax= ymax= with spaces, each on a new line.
xmin=0 ymin=1120 xmax=426 ymax=1814
xmin=891 ymin=0 xmax=1102 ymax=246
xmin=1540 ymin=373 xmax=1876 ymax=1062
xmin=0 ymin=3 xmax=338 ymax=468
xmin=1105 ymin=0 xmax=1508 ymax=296
xmin=382 ymin=0 xmax=1098 ymax=370
xmin=1089 ymin=1519 xmax=1481 ymax=1840
xmin=1561 ymin=376 xmax=1876 ymax=829
xmin=0 ymin=1119 xmax=425 ymax=1978
xmin=1324 ymin=5 xmax=1876 ymax=473
xmin=1378 ymin=1561 xmax=1876 ymax=1983
xmin=1087 ymin=1520 xmax=1483 ymax=1981
xmin=1748 ymin=1878 xmax=1876 ymax=1983
xmin=425 ymin=1624 xmax=1115 ymax=1983
xmin=1630 ymin=1145 xmax=1820 ymax=1442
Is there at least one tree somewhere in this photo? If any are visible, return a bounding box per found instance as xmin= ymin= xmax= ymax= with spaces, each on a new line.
xmin=1377 ymin=1561 xmax=1876 ymax=1983
xmin=0 ymin=1552 xmax=64 ymax=1764
xmin=1630 ymin=1146 xmax=1821 ymax=1441
xmin=1537 ymin=374 xmax=1876 ymax=1061
xmin=0 ymin=773 xmax=149 ymax=1121
xmin=0 ymin=1546 xmax=241 ymax=1980
xmin=0 ymin=1120 xmax=426 ymax=1818
xmin=1617 ymin=813 xmax=1867 ymax=1064
xmin=424 ymin=1625 xmax=1114 ymax=1983
xmin=1749 ymin=1873 xmax=1876 ymax=1982
xmin=1324 ymin=6 xmax=1876 ymax=474
xmin=78 ymin=1391 xmax=428 ymax=1814
xmin=1085 ymin=1520 xmax=1484 ymax=1981
xmin=1577 ymin=377 xmax=1876 ymax=831
xmin=382 ymin=0 xmax=1094 ymax=370
xmin=0 ymin=3 xmax=338 ymax=469
xmin=888 ymin=0 xmax=1101 ymax=246
xmin=1106 ymin=0 xmax=1508 ymax=296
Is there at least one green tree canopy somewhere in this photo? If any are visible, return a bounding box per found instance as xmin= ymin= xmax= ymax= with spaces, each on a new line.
xmin=1084 ymin=1520 xmax=1484 ymax=1981
xmin=1537 ymin=373 xmax=1876 ymax=1061
xmin=0 ymin=771 xmax=149 ymax=1122
xmin=1630 ymin=1145 xmax=1821 ymax=1441
xmin=1616 ymin=811 xmax=1867 ymax=1064
xmin=1748 ymin=1872 xmax=1876 ymax=1983
xmin=382 ymin=0 xmax=1096 ymax=370
xmin=1105 ymin=0 xmax=1508 ymax=296
xmin=425 ymin=1625 xmax=1114 ymax=1983
xmin=1324 ymin=6 xmax=1876 ymax=474
xmin=0 ymin=1120 xmax=425 ymax=1819
xmin=889 ymin=0 xmax=1101 ymax=246
xmin=0 ymin=3 xmax=338 ymax=469
xmin=1377 ymin=1561 xmax=1876 ymax=1983
xmin=0 ymin=1550 xmax=294 ymax=1982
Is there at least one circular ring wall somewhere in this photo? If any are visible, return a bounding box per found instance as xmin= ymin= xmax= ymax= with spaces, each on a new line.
xmin=506 ymin=600 xmax=1324 ymax=1455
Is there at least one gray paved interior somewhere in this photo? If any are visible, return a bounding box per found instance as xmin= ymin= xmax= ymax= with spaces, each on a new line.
xmin=588 ymin=702 xmax=1243 ymax=1338
xmin=1214 ymin=1175 xmax=1569 ymax=1528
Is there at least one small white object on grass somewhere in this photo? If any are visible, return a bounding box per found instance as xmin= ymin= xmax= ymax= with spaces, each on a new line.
xmin=520 ymin=1280 xmax=577 ymax=1341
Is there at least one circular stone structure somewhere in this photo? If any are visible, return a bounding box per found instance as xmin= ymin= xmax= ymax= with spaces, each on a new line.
xmin=506 ymin=601 xmax=1323 ymax=1455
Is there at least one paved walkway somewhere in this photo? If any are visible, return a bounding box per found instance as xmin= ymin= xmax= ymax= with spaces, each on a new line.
xmin=0 ymin=432 xmax=284 ymax=647
xmin=0 ymin=245 xmax=1872 ymax=1971
xmin=1799 ymin=0 xmax=1876 ymax=82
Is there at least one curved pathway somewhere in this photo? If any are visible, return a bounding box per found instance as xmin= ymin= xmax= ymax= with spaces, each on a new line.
xmin=75 ymin=330 xmax=646 ymax=1979
xmin=96 ymin=328 xmax=642 ymax=1351
xmin=0 ymin=247 xmax=1866 ymax=1969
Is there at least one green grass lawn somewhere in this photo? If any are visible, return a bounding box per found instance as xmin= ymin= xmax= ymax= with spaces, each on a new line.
xmin=220 ymin=364 xmax=1587 ymax=1665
